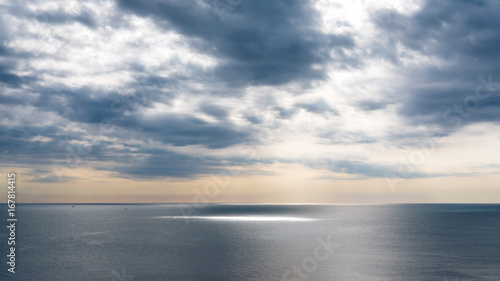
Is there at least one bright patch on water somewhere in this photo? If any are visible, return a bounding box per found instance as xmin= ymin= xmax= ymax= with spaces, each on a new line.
xmin=152 ymin=215 xmax=318 ymax=222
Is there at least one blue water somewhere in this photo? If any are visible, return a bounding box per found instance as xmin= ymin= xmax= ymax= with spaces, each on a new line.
xmin=1 ymin=204 xmax=499 ymax=280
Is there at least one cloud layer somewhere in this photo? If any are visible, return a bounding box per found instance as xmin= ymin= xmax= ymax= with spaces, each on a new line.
xmin=1 ymin=0 xmax=499 ymax=189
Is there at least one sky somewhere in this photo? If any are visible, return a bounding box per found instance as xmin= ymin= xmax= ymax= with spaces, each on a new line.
xmin=0 ymin=0 xmax=499 ymax=203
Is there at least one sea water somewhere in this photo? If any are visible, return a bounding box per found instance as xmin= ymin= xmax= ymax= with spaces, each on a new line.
xmin=0 ymin=204 xmax=499 ymax=280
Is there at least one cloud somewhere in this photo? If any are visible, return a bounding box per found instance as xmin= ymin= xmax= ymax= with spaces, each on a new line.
xmin=0 ymin=0 xmax=498 ymax=187
xmin=243 ymin=113 xmax=262 ymax=124
xmin=117 ymin=0 xmax=355 ymax=87
xmin=306 ymin=158 xmax=444 ymax=180
xmin=274 ymin=106 xmax=298 ymax=119
xmin=309 ymin=159 xmax=390 ymax=178
xmin=296 ymin=98 xmax=339 ymax=115
xmin=357 ymin=100 xmax=388 ymax=111
xmin=368 ymin=0 xmax=500 ymax=127
xmin=113 ymin=150 xmax=217 ymax=178
xmin=0 ymin=71 xmax=23 ymax=88
xmin=11 ymin=3 xmax=98 ymax=29
xmin=118 ymin=113 xmax=250 ymax=148
xmin=199 ymin=103 xmax=229 ymax=119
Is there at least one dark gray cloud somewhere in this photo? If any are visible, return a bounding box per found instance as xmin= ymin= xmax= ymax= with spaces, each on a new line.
xmin=117 ymin=0 xmax=355 ymax=87
xmin=370 ymin=0 xmax=500 ymax=127
xmin=110 ymin=149 xmax=274 ymax=179
xmin=31 ymin=88 xmax=133 ymax=123
xmin=117 ymin=113 xmax=249 ymax=149
xmin=0 ymin=120 xmax=249 ymax=180
xmin=113 ymin=151 xmax=217 ymax=178
xmin=199 ymin=103 xmax=229 ymax=119
xmin=0 ymin=91 xmax=25 ymax=105
xmin=273 ymin=106 xmax=300 ymax=120
xmin=6 ymin=3 xmax=98 ymax=29
xmin=33 ymin=8 xmax=97 ymax=29
xmin=0 ymin=71 xmax=23 ymax=88
xmin=0 ymin=125 xmax=71 ymax=166
xmin=27 ymin=81 xmax=174 ymax=124
xmin=296 ymin=98 xmax=339 ymax=115
xmin=12 ymin=85 xmax=249 ymax=149
xmin=0 ymin=63 xmax=251 ymax=180
xmin=372 ymin=0 xmax=500 ymax=60
xmin=307 ymin=159 xmax=444 ymax=179
xmin=0 ymin=45 xmax=8 ymax=56
xmin=324 ymin=159 xmax=389 ymax=178
xmin=357 ymin=100 xmax=388 ymax=111
xmin=0 ymin=17 xmax=12 ymax=57
xmin=0 ymin=15 xmax=36 ymax=87
xmin=243 ymin=114 xmax=262 ymax=124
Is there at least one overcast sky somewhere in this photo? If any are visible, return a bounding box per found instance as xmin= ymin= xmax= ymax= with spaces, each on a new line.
xmin=1 ymin=0 xmax=499 ymax=203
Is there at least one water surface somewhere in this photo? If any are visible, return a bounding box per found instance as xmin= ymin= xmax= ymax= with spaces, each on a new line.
xmin=1 ymin=204 xmax=499 ymax=280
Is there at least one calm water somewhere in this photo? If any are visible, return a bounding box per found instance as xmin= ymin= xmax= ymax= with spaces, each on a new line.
xmin=1 ymin=204 xmax=499 ymax=280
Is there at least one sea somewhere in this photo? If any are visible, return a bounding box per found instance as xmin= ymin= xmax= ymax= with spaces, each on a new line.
xmin=0 ymin=204 xmax=499 ymax=280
